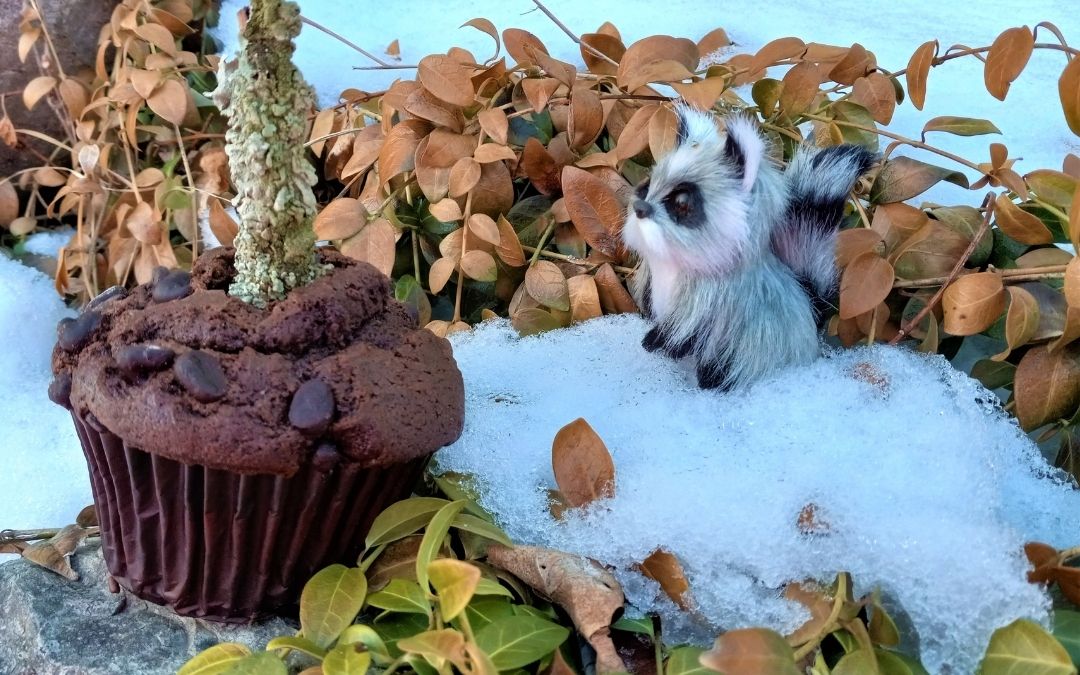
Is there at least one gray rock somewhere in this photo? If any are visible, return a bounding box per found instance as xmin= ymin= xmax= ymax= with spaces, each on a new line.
xmin=0 ymin=542 xmax=295 ymax=675
xmin=0 ymin=0 xmax=118 ymax=176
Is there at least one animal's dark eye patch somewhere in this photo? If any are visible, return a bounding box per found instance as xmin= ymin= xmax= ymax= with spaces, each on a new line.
xmin=663 ymin=183 xmax=704 ymax=228
xmin=635 ymin=178 xmax=651 ymax=199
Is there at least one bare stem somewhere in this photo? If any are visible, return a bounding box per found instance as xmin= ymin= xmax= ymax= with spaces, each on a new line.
xmin=889 ymin=193 xmax=995 ymax=345
xmin=529 ymin=0 xmax=621 ymax=68
xmin=300 ymin=15 xmax=391 ymax=67
xmin=893 ymin=264 xmax=1068 ymax=289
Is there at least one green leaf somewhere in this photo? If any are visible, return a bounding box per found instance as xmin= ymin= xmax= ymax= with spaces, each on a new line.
xmin=612 ymin=614 xmax=655 ymax=638
xmin=474 ymin=576 xmax=514 ymax=598
xmin=971 ymin=359 xmax=1016 ymax=390
xmin=339 ymin=624 xmax=392 ymax=664
xmin=323 ymin=643 xmax=372 ymax=675
xmin=832 ymin=101 xmax=879 ymax=151
xmin=177 ymin=643 xmax=252 ymax=675
xmin=666 ymin=646 xmax=708 ymax=675
xmin=367 ymin=578 xmax=431 ymax=615
xmin=869 ymin=602 xmax=901 ymax=647
xmin=300 ymin=564 xmax=368 ymax=649
xmin=463 ymin=599 xmax=516 ymax=632
xmin=876 ymin=649 xmax=931 ymax=675
xmin=833 ymin=649 xmax=880 ymax=675
xmin=1054 ymin=610 xmax=1080 ymax=667
xmin=978 ymin=619 xmax=1077 ymax=675
xmin=475 ymin=614 xmax=571 ymax=670
xmin=375 ymin=612 xmax=431 ymax=657
xmin=451 ymin=513 xmax=514 ymax=547
xmin=432 ymin=471 xmax=486 ymax=513
xmin=417 ymin=500 xmax=468 ymax=592
xmin=922 ymin=116 xmax=1002 ymax=137
xmin=222 ymin=652 xmax=288 ymax=675
xmin=428 ymin=558 xmax=481 ymax=620
xmin=366 ymin=497 xmax=451 ymax=548
xmin=265 ymin=636 xmax=327 ymax=660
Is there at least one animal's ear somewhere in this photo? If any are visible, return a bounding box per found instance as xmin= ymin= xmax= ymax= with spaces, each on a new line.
xmin=674 ymin=103 xmax=723 ymax=150
xmin=721 ymin=116 xmax=765 ymax=192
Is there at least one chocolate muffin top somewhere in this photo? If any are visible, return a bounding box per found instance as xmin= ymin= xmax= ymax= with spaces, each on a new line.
xmin=51 ymin=248 xmax=465 ymax=476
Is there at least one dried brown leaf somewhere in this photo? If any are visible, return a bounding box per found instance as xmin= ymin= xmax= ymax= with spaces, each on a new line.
xmin=522 ymin=77 xmax=561 ymax=114
xmin=147 ymin=78 xmax=187 ymax=125
xmin=594 ymin=264 xmax=638 ymax=314
xmin=525 ymin=261 xmax=570 ymax=312
xmin=580 ymin=33 xmax=625 ymax=76
xmin=700 ymin=628 xmax=800 ymax=675
xmin=474 ymin=143 xmax=517 ymax=164
xmin=1061 ymin=57 xmax=1080 ymax=136
xmin=615 ymin=104 xmax=659 ymax=160
xmin=552 ymin=418 xmax=615 ymax=507
xmin=994 ymin=194 xmax=1053 ymax=245
xmin=404 ymin=87 xmax=464 ymax=132
xmin=503 ymin=28 xmax=549 ymax=65
xmin=23 ymin=75 xmax=57 ymax=111
xmin=829 ymin=43 xmax=874 ymax=85
xmin=430 ymin=197 xmax=464 ymax=222
xmin=697 ymin=28 xmax=732 ymax=56
xmin=992 ymin=286 xmax=1041 ymax=361
xmin=568 ymin=274 xmax=602 ymax=323
xmin=836 ymin=229 xmax=884 ymax=268
xmin=779 ymin=62 xmax=822 ymax=118
xmin=208 ymin=200 xmax=238 ymax=248
xmin=942 ymin=272 xmax=1006 ymax=336
xmin=562 ymin=166 xmax=624 ymax=258
xmin=0 ymin=181 xmax=18 ymax=227
xmin=851 ymin=72 xmax=895 ymax=125
xmin=429 ymin=256 xmax=457 ymax=294
xmin=906 ymin=40 xmax=938 ymax=111
xmin=478 ymin=108 xmax=509 ymax=145
xmin=495 ymin=216 xmax=526 ymax=267
xmin=511 ymin=307 xmax=563 ymax=336
xmin=618 ymin=35 xmax=698 ymax=90
xmin=449 ymin=157 xmax=481 ymax=198
xmin=1015 ymin=344 xmax=1080 ymax=430
xmin=470 ymin=159 xmax=515 ymax=217
xmin=418 ymin=54 xmax=475 ymax=108
xmin=670 ymin=77 xmax=728 ymax=111
xmin=460 ymin=249 xmax=497 ymax=282
xmin=468 ymin=213 xmax=501 ymax=246
xmin=340 ymin=218 xmax=397 ymax=277
xmin=569 ymin=88 xmax=604 ymax=150
xmin=648 ymin=106 xmax=679 ymax=161
xmin=313 ymin=197 xmax=366 ymax=241
xmin=0 ymin=115 xmax=16 ymax=148
xmin=839 ymin=252 xmax=894 ymax=320
xmin=638 ymin=549 xmax=690 ymax=609
xmin=522 ymin=137 xmax=563 ymax=196
xmin=984 ymin=26 xmax=1034 ymax=101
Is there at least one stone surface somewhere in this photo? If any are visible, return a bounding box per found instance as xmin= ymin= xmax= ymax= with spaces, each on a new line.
xmin=0 ymin=0 xmax=118 ymax=176
xmin=0 ymin=542 xmax=294 ymax=675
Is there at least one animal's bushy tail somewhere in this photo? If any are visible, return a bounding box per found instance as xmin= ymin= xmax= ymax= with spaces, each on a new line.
xmin=772 ymin=144 xmax=876 ymax=319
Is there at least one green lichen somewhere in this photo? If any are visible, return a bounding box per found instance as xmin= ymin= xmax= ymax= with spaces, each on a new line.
xmin=213 ymin=0 xmax=322 ymax=307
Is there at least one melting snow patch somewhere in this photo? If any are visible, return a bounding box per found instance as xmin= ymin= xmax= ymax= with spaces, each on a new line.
xmin=436 ymin=315 xmax=1080 ymax=675
xmin=0 ymin=253 xmax=88 ymax=550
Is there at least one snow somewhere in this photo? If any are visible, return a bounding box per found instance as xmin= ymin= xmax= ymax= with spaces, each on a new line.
xmin=21 ymin=228 xmax=74 ymax=258
xmin=0 ymin=245 xmax=87 ymax=554
xmin=436 ymin=315 xmax=1080 ymax=675
xmin=214 ymin=0 xmax=1080 ymax=206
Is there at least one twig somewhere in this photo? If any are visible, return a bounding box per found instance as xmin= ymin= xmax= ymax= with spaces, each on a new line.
xmin=889 ymin=192 xmax=995 ymax=345
xmin=801 ymin=112 xmax=988 ymax=178
xmin=521 ymin=245 xmax=635 ymax=275
xmin=529 ymin=0 xmax=621 ymax=69
xmin=300 ymin=15 xmax=391 ymax=67
xmin=893 ymin=264 xmax=1068 ymax=289
xmin=354 ymin=64 xmax=418 ymax=70
xmin=889 ymin=43 xmax=1079 ymax=79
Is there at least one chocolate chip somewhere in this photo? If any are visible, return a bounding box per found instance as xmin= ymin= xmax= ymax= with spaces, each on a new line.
xmin=288 ymin=379 xmax=335 ymax=437
xmin=58 ymin=310 xmax=102 ymax=352
xmin=174 ymin=350 xmax=228 ymax=403
xmin=312 ymin=442 xmax=340 ymax=471
xmin=404 ymin=303 xmax=420 ymax=324
xmin=85 ymin=285 xmax=126 ymax=312
xmin=152 ymin=270 xmax=192 ymax=303
xmin=151 ymin=266 xmax=170 ymax=285
xmin=116 ymin=344 xmax=175 ymax=374
xmin=48 ymin=372 xmax=73 ymax=409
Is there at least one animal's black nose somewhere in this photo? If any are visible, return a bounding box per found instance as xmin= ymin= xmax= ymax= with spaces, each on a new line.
xmin=633 ymin=199 xmax=653 ymax=219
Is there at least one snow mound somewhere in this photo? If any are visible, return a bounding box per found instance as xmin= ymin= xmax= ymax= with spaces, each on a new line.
xmin=435 ymin=315 xmax=1080 ymax=675
xmin=0 ymin=253 xmax=88 ymax=546
xmin=22 ymin=228 xmax=73 ymax=258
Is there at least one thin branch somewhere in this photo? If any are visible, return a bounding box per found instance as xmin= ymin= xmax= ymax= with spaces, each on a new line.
xmin=521 ymin=245 xmax=635 ymax=275
xmin=889 ymin=193 xmax=995 ymax=345
xmin=893 ymin=264 xmax=1069 ymax=289
xmin=530 ymin=0 xmax=621 ymax=68
xmin=300 ymin=15 xmax=392 ymax=67
xmin=890 ymin=43 xmax=1079 ymax=78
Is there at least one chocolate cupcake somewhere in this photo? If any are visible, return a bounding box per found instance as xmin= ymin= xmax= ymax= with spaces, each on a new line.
xmin=50 ymin=248 xmax=465 ymax=621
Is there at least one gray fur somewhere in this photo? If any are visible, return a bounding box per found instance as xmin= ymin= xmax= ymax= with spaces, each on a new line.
xmin=622 ymin=105 xmax=872 ymax=390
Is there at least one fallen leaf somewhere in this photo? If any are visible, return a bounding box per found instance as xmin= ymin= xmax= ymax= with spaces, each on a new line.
xmin=638 ymin=549 xmax=690 ymax=609
xmin=552 ymin=418 xmax=615 ymax=507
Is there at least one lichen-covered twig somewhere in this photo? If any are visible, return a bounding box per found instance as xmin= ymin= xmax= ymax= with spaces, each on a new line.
xmin=213 ymin=0 xmax=322 ymax=306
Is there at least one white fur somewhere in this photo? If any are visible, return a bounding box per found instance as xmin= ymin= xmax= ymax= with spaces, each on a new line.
xmin=623 ymin=106 xmax=867 ymax=390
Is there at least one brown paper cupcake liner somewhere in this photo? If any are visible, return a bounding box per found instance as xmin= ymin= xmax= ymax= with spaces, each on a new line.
xmin=73 ymin=412 xmax=428 ymax=622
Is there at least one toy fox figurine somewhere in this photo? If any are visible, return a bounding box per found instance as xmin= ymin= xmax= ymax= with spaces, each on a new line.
xmin=622 ymin=105 xmax=875 ymax=390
